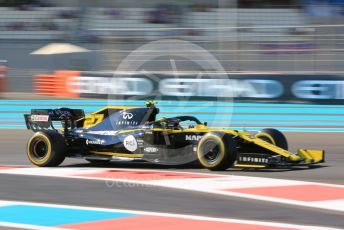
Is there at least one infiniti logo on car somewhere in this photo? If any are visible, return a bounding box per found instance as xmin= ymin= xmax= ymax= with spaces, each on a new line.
xmin=122 ymin=112 xmax=134 ymax=120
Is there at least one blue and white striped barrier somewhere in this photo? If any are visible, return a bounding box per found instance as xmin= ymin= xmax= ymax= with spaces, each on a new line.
xmin=1 ymin=99 xmax=344 ymax=132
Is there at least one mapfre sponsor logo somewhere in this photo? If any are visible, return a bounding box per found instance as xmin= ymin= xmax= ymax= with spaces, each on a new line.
xmin=122 ymin=111 xmax=134 ymax=120
xmin=86 ymin=139 xmax=105 ymax=145
xmin=185 ymin=135 xmax=203 ymax=141
xmin=31 ymin=115 xmax=49 ymax=122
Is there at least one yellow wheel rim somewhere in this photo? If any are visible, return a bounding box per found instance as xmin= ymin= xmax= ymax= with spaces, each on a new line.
xmin=197 ymin=134 xmax=225 ymax=167
xmin=27 ymin=133 xmax=52 ymax=166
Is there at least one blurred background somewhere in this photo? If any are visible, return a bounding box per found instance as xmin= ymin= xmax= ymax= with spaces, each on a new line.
xmin=0 ymin=0 xmax=344 ymax=100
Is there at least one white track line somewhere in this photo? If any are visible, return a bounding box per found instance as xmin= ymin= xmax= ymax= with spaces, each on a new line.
xmin=0 ymin=166 xmax=343 ymax=212
xmin=0 ymin=222 xmax=68 ymax=230
xmin=0 ymin=199 xmax=340 ymax=230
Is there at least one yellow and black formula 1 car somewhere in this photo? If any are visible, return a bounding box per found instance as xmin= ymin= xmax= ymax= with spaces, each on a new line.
xmin=24 ymin=102 xmax=325 ymax=171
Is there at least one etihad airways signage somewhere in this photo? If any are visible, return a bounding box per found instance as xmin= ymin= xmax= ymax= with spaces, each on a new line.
xmin=65 ymin=72 xmax=344 ymax=102
xmin=67 ymin=76 xmax=283 ymax=98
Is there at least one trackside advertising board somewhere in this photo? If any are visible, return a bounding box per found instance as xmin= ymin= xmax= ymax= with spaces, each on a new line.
xmin=37 ymin=71 xmax=344 ymax=103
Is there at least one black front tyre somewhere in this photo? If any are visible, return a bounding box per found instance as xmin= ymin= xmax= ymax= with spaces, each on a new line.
xmin=256 ymin=128 xmax=288 ymax=150
xmin=197 ymin=132 xmax=237 ymax=171
xmin=27 ymin=131 xmax=66 ymax=167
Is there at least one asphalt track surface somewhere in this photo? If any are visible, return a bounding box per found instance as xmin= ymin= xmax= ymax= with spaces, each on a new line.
xmin=0 ymin=130 xmax=343 ymax=229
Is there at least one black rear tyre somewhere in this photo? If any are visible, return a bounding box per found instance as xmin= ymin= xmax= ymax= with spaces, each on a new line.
xmin=197 ymin=132 xmax=237 ymax=171
xmin=27 ymin=131 xmax=66 ymax=167
xmin=256 ymin=128 xmax=288 ymax=150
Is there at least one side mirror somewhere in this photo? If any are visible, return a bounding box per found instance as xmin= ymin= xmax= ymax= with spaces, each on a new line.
xmin=204 ymin=122 xmax=208 ymax=126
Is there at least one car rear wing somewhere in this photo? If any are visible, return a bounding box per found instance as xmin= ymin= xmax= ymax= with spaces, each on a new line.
xmin=24 ymin=108 xmax=85 ymax=132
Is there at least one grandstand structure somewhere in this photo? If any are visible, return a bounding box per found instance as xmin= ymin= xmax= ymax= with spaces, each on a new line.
xmin=0 ymin=6 xmax=310 ymax=41
xmin=1 ymin=1 xmax=344 ymax=84
xmin=0 ymin=7 xmax=78 ymax=40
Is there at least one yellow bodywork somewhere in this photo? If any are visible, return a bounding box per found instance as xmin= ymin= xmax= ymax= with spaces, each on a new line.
xmin=90 ymin=151 xmax=144 ymax=158
xmin=78 ymin=106 xmax=138 ymax=128
xmin=79 ymin=106 xmax=324 ymax=165
xmin=297 ymin=149 xmax=325 ymax=164
xmin=149 ymin=126 xmax=324 ymax=164
xmin=226 ymin=129 xmax=324 ymax=164
xmin=234 ymin=164 xmax=267 ymax=168
xmin=83 ymin=114 xmax=104 ymax=128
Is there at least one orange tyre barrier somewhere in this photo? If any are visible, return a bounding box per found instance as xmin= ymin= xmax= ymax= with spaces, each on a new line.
xmin=34 ymin=74 xmax=56 ymax=96
xmin=34 ymin=70 xmax=80 ymax=98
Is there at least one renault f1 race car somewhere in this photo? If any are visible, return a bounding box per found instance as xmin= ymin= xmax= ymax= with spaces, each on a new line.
xmin=24 ymin=102 xmax=325 ymax=171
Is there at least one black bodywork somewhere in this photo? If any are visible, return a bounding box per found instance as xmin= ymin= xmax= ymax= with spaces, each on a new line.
xmin=25 ymin=106 xmax=207 ymax=165
xmin=24 ymin=103 xmax=325 ymax=168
